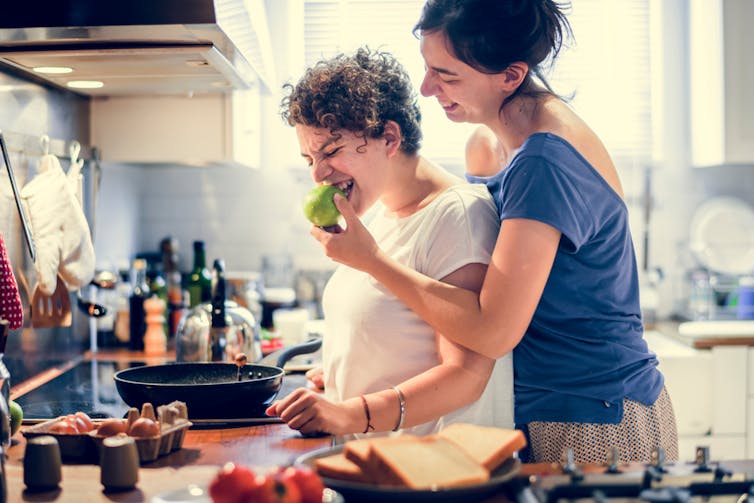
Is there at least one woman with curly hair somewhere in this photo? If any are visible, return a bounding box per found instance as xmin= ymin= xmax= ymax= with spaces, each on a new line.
xmin=266 ymin=47 xmax=513 ymax=439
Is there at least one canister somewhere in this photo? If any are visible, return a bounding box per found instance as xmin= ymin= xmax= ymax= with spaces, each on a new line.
xmin=736 ymin=276 xmax=754 ymax=320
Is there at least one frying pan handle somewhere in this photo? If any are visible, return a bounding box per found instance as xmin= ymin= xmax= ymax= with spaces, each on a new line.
xmin=274 ymin=337 xmax=322 ymax=368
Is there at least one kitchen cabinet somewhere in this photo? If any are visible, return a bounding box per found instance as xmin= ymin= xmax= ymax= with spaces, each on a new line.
xmin=645 ymin=330 xmax=754 ymax=460
xmin=91 ymin=86 xmax=261 ymax=168
xmin=689 ymin=0 xmax=754 ymax=166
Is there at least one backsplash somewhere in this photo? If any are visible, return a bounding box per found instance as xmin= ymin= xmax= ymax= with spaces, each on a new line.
xmin=94 ymin=158 xmax=754 ymax=321
xmin=94 ymin=163 xmax=336 ymax=278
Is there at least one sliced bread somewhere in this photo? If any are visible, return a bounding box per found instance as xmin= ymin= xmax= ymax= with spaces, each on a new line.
xmin=370 ymin=435 xmax=489 ymax=489
xmin=314 ymin=452 xmax=370 ymax=483
xmin=343 ymin=436 xmax=411 ymax=483
xmin=437 ymin=423 xmax=527 ymax=472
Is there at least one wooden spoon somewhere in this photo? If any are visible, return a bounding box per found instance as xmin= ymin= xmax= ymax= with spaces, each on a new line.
xmin=30 ymin=274 xmax=71 ymax=328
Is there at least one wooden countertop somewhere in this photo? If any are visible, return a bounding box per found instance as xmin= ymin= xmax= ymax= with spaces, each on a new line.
xmin=5 ymin=349 xmax=337 ymax=500
xmin=6 ymin=423 xmax=333 ymax=501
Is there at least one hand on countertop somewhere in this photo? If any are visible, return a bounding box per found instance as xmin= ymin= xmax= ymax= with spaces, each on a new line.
xmin=265 ymin=388 xmax=361 ymax=436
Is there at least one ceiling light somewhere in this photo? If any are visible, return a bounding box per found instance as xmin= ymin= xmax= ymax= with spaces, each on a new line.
xmin=67 ymin=80 xmax=104 ymax=89
xmin=33 ymin=66 xmax=73 ymax=74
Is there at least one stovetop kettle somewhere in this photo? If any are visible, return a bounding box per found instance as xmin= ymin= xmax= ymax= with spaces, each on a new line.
xmin=175 ymin=259 xmax=261 ymax=363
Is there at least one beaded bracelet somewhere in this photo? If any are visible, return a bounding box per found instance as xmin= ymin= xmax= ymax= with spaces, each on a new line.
xmin=360 ymin=395 xmax=374 ymax=434
xmin=392 ymin=386 xmax=406 ymax=432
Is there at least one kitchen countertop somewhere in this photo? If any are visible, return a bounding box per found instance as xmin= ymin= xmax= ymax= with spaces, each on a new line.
xmin=4 ymin=349 xmax=337 ymax=501
xmin=652 ymin=320 xmax=754 ymax=349
xmin=4 ymin=349 xmax=514 ymax=502
xmin=5 ymin=423 xmax=333 ymax=501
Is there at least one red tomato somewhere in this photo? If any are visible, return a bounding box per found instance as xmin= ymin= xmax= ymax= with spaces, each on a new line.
xmin=208 ymin=463 xmax=259 ymax=503
xmin=280 ymin=467 xmax=324 ymax=503
xmin=271 ymin=476 xmax=302 ymax=503
xmin=251 ymin=472 xmax=302 ymax=503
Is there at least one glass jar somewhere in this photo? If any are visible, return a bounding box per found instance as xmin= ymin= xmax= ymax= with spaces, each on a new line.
xmin=688 ymin=270 xmax=715 ymax=320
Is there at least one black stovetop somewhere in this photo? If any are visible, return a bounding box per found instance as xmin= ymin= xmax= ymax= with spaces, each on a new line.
xmin=12 ymin=359 xmax=306 ymax=424
xmin=14 ymin=360 xmax=149 ymax=421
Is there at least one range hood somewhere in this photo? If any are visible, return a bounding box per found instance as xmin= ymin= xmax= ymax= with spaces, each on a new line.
xmin=0 ymin=0 xmax=275 ymax=96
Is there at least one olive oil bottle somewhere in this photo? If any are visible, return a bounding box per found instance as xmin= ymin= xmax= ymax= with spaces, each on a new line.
xmin=187 ymin=241 xmax=212 ymax=308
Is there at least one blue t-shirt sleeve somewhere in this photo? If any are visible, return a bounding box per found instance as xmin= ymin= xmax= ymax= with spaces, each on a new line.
xmin=500 ymin=156 xmax=595 ymax=252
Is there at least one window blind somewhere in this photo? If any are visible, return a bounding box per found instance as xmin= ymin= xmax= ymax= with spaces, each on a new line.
xmin=302 ymin=0 xmax=652 ymax=170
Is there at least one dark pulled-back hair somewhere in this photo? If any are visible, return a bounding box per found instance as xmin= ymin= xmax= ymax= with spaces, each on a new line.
xmin=281 ymin=47 xmax=422 ymax=155
xmin=414 ymin=0 xmax=572 ymax=104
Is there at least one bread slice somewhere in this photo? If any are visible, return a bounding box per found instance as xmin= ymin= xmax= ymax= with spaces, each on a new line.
xmin=343 ymin=436 xmax=411 ymax=483
xmin=437 ymin=423 xmax=527 ymax=472
xmin=314 ymin=453 xmax=370 ymax=483
xmin=370 ymin=436 xmax=489 ymax=489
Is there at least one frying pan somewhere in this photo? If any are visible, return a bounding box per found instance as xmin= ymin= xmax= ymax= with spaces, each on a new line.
xmin=113 ymin=338 xmax=321 ymax=420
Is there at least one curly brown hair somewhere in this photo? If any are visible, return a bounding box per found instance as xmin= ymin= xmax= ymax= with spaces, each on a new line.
xmin=281 ymin=47 xmax=422 ymax=155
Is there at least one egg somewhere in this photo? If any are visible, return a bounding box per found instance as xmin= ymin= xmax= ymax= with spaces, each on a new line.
xmin=96 ymin=418 xmax=128 ymax=437
xmin=74 ymin=411 xmax=94 ymax=432
xmin=128 ymin=417 xmax=160 ymax=438
xmin=48 ymin=419 xmax=79 ymax=434
xmin=64 ymin=414 xmax=88 ymax=433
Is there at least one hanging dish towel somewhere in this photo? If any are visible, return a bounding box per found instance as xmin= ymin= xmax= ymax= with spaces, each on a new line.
xmin=20 ymin=153 xmax=95 ymax=294
xmin=0 ymin=232 xmax=23 ymax=329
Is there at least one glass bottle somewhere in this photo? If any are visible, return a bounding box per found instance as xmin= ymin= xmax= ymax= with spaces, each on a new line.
xmin=113 ymin=266 xmax=132 ymax=347
xmin=187 ymin=241 xmax=212 ymax=308
xmin=129 ymin=259 xmax=150 ymax=351
xmin=161 ymin=236 xmax=185 ymax=339
xmin=688 ymin=270 xmax=715 ymax=321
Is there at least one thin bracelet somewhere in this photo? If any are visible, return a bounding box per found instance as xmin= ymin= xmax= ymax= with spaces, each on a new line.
xmin=392 ymin=386 xmax=406 ymax=432
xmin=360 ymin=395 xmax=374 ymax=434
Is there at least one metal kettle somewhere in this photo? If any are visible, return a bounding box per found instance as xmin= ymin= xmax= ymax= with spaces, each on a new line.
xmin=175 ymin=259 xmax=262 ymax=363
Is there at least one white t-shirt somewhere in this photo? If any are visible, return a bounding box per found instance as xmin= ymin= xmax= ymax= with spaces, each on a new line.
xmin=321 ymin=183 xmax=514 ymax=440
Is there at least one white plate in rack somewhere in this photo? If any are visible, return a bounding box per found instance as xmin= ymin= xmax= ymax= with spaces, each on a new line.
xmin=689 ymin=196 xmax=754 ymax=275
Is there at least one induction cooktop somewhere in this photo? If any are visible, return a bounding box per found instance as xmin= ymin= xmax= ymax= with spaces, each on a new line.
xmin=13 ymin=359 xmax=305 ymax=424
xmin=14 ymin=360 xmax=148 ymax=422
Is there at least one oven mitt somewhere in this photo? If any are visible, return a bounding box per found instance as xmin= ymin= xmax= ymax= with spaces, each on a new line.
xmin=0 ymin=231 xmax=23 ymax=330
xmin=20 ymin=153 xmax=94 ymax=294
xmin=67 ymin=155 xmax=84 ymax=207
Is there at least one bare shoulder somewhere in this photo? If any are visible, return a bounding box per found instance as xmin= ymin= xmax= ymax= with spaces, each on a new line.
xmin=465 ymin=125 xmax=502 ymax=177
xmin=545 ymin=107 xmax=624 ymax=198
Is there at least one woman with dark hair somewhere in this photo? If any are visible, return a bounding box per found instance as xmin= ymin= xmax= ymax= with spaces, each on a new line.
xmin=309 ymin=0 xmax=678 ymax=463
xmin=267 ymin=47 xmax=514 ymax=440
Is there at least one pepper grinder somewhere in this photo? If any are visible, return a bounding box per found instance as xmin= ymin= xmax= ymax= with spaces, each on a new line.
xmin=143 ymin=296 xmax=167 ymax=356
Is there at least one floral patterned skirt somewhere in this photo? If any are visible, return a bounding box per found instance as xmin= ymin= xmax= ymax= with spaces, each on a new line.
xmin=524 ymin=386 xmax=678 ymax=464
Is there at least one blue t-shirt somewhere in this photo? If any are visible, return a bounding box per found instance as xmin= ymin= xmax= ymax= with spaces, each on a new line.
xmin=467 ymin=133 xmax=664 ymax=425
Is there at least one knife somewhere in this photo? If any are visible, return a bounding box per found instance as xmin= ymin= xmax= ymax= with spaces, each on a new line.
xmin=0 ymin=132 xmax=36 ymax=262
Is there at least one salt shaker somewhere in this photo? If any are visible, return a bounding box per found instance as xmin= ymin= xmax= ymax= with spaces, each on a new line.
xmin=100 ymin=435 xmax=140 ymax=491
xmin=23 ymin=435 xmax=62 ymax=491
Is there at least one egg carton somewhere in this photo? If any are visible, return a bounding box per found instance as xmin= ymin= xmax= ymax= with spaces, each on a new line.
xmin=22 ymin=401 xmax=192 ymax=464
xmin=90 ymin=401 xmax=192 ymax=464
xmin=23 ymin=419 xmax=99 ymax=462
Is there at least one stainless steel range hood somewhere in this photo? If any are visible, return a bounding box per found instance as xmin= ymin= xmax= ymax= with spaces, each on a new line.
xmin=0 ymin=0 xmax=275 ymax=96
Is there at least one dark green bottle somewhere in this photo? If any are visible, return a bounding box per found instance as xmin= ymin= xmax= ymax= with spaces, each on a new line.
xmin=187 ymin=241 xmax=212 ymax=308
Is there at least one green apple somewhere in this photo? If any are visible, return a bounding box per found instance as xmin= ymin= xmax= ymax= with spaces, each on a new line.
xmin=302 ymin=185 xmax=345 ymax=227
xmin=9 ymin=399 xmax=22 ymax=435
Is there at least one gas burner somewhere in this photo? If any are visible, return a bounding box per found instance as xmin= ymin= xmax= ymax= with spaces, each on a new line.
xmin=519 ymin=447 xmax=754 ymax=503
